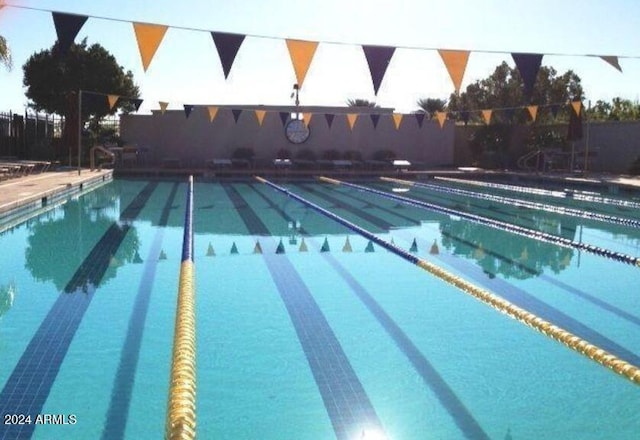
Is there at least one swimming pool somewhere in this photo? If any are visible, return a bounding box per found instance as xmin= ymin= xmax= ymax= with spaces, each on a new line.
xmin=0 ymin=177 xmax=639 ymax=439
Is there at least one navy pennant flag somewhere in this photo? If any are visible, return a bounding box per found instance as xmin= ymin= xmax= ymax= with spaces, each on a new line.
xmin=324 ymin=113 xmax=335 ymax=128
xmin=362 ymin=45 xmax=396 ymax=95
xmin=279 ymin=111 xmax=289 ymax=127
xmin=232 ymin=109 xmax=243 ymax=123
xmin=184 ymin=104 xmax=194 ymax=118
xmin=370 ymin=113 xmax=380 ymax=129
xmin=52 ymin=12 xmax=88 ymax=55
xmin=512 ymin=53 xmax=543 ymax=101
xmin=130 ymin=99 xmax=143 ymax=112
xmin=414 ymin=112 xmax=425 ymax=128
xmin=211 ymin=32 xmax=246 ymax=79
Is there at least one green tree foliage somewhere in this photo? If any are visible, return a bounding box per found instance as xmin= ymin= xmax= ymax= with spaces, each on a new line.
xmin=0 ymin=35 xmax=11 ymax=70
xmin=416 ymin=98 xmax=446 ymax=117
xmin=22 ymin=38 xmax=139 ymax=120
xmin=587 ymin=98 xmax=640 ymax=121
xmin=448 ymin=62 xmax=583 ymax=123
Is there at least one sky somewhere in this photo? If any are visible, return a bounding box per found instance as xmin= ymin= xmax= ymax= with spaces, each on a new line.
xmin=1 ymin=0 xmax=640 ymax=115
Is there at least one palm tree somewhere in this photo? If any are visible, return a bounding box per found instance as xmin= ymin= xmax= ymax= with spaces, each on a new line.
xmin=0 ymin=35 xmax=11 ymax=70
xmin=416 ymin=98 xmax=446 ymax=116
xmin=346 ymin=98 xmax=378 ymax=107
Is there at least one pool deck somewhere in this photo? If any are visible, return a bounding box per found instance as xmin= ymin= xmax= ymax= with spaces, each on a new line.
xmin=0 ymin=169 xmax=113 ymax=218
xmin=1 ymin=167 xmax=639 ymax=220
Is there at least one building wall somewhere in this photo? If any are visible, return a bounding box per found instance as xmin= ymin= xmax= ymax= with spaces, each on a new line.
xmin=120 ymin=106 xmax=455 ymax=168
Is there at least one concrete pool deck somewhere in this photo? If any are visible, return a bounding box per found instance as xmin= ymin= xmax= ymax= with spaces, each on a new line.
xmin=0 ymin=169 xmax=113 ymax=219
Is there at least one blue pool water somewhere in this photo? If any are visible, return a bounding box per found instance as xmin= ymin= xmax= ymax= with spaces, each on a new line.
xmin=0 ymin=177 xmax=639 ymax=439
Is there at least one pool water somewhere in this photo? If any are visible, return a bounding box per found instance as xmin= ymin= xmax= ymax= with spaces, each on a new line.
xmin=0 ymin=178 xmax=639 ymax=439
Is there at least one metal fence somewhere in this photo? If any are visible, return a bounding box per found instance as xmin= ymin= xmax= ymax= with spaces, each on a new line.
xmin=0 ymin=111 xmax=120 ymax=162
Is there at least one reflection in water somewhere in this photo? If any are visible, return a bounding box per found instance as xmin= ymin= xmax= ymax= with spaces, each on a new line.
xmin=24 ymin=187 xmax=140 ymax=292
xmin=0 ymin=282 xmax=15 ymax=320
xmin=440 ymin=215 xmax=576 ymax=280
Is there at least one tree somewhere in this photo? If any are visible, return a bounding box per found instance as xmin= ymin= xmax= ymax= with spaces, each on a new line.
xmin=346 ymin=98 xmax=378 ymax=107
xmin=0 ymin=35 xmax=11 ymax=70
xmin=448 ymin=62 xmax=583 ymax=124
xmin=416 ymin=98 xmax=446 ymax=117
xmin=587 ymin=97 xmax=640 ymax=121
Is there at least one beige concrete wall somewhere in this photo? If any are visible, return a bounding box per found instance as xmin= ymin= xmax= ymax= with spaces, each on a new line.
xmin=120 ymin=105 xmax=455 ymax=168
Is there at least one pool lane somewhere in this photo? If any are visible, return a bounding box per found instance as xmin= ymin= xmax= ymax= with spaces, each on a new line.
xmin=222 ymin=183 xmax=385 ymax=440
xmin=0 ymin=182 xmax=158 ymax=440
xmin=100 ymin=182 xmax=181 ymax=440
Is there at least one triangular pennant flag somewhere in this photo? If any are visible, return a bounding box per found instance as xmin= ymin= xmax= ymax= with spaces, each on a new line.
xmin=362 ymin=45 xmax=396 ymax=95
xmin=302 ymin=112 xmax=312 ymax=127
xmin=207 ymin=106 xmax=219 ymax=122
xmin=159 ymin=250 xmax=167 ymax=260
xmin=550 ymin=104 xmax=560 ymax=119
xmin=133 ymin=251 xmax=143 ymax=263
xmin=279 ymin=111 xmax=289 ymax=127
xmin=370 ymin=113 xmax=380 ymax=129
xmin=414 ymin=112 xmax=425 ymax=128
xmin=511 ymin=53 xmax=543 ymax=101
xmin=320 ymin=237 xmax=330 ymax=252
xmin=183 ymin=104 xmax=194 ymax=119
xmin=159 ymin=101 xmax=169 ymax=114
xmin=430 ymin=239 xmax=439 ymax=255
xmin=232 ymin=109 xmax=242 ymax=123
xmin=364 ymin=241 xmax=375 ymax=253
xmin=107 ymin=94 xmax=119 ymax=110
xmin=255 ymin=109 xmax=266 ymax=126
xmin=253 ymin=240 xmax=263 ymax=254
xmin=324 ymin=113 xmax=335 ymax=128
xmin=52 ymin=12 xmax=88 ymax=55
xmin=206 ymin=242 xmax=215 ymax=256
xmin=132 ymin=22 xmax=168 ymax=72
xmin=571 ymin=100 xmax=582 ymax=116
xmin=230 ymin=242 xmax=239 ymax=254
xmin=409 ymin=238 xmax=418 ymax=253
xmin=299 ymin=237 xmax=308 ymax=252
xmin=342 ymin=237 xmax=352 ymax=252
xmin=481 ymin=109 xmax=492 ymax=124
xmin=527 ymin=105 xmax=538 ymax=122
xmin=503 ymin=108 xmax=516 ymax=122
xmin=599 ymin=55 xmax=622 ymax=73
xmin=435 ymin=111 xmax=447 ymax=128
xmin=346 ymin=113 xmax=358 ymax=131
xmin=131 ymin=98 xmax=143 ymax=111
xmin=210 ymin=31 xmax=245 ymax=79
xmin=438 ymin=49 xmax=470 ymax=93
xmin=285 ymin=39 xmax=319 ymax=88
xmin=392 ymin=113 xmax=403 ymax=130
xmin=459 ymin=111 xmax=470 ymax=125
xmin=276 ymin=239 xmax=286 ymax=254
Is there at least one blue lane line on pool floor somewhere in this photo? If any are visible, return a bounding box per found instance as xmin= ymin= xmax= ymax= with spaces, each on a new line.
xmin=0 ymin=182 xmax=158 ymax=440
xmin=101 ymin=182 xmax=180 ymax=440
xmin=223 ymin=183 xmax=384 ymax=440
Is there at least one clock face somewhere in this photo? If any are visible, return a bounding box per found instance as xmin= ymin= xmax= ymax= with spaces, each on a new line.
xmin=285 ymin=119 xmax=310 ymax=144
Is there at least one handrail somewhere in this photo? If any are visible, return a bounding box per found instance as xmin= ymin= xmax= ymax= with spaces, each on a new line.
xmin=89 ymin=145 xmax=115 ymax=171
xmin=165 ymin=175 xmax=197 ymax=440
xmin=254 ymin=175 xmax=640 ymax=386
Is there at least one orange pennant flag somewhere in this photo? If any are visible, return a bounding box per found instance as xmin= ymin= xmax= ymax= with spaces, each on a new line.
xmin=207 ymin=106 xmax=219 ymax=122
xmin=438 ymin=50 xmax=470 ymax=93
xmin=392 ymin=113 xmax=403 ymax=130
xmin=302 ymin=112 xmax=313 ymax=127
xmin=285 ymin=39 xmax=319 ymax=88
xmin=571 ymin=100 xmax=582 ymax=116
xmin=346 ymin=113 xmax=359 ymax=131
xmin=159 ymin=101 xmax=169 ymax=114
xmin=599 ymin=55 xmax=622 ymax=72
xmin=435 ymin=111 xmax=447 ymax=128
xmin=255 ymin=109 xmax=266 ymax=126
xmin=481 ymin=109 xmax=492 ymax=124
xmin=133 ymin=22 xmax=168 ymax=72
xmin=527 ymin=105 xmax=538 ymax=122
xmin=107 ymin=95 xmax=119 ymax=110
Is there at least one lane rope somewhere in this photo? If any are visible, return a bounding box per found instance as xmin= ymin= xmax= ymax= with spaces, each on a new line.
xmin=381 ymin=176 xmax=640 ymax=228
xmin=255 ymin=175 xmax=640 ymax=386
xmin=165 ymin=176 xmax=197 ymax=440
xmin=318 ymin=177 xmax=640 ymax=268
